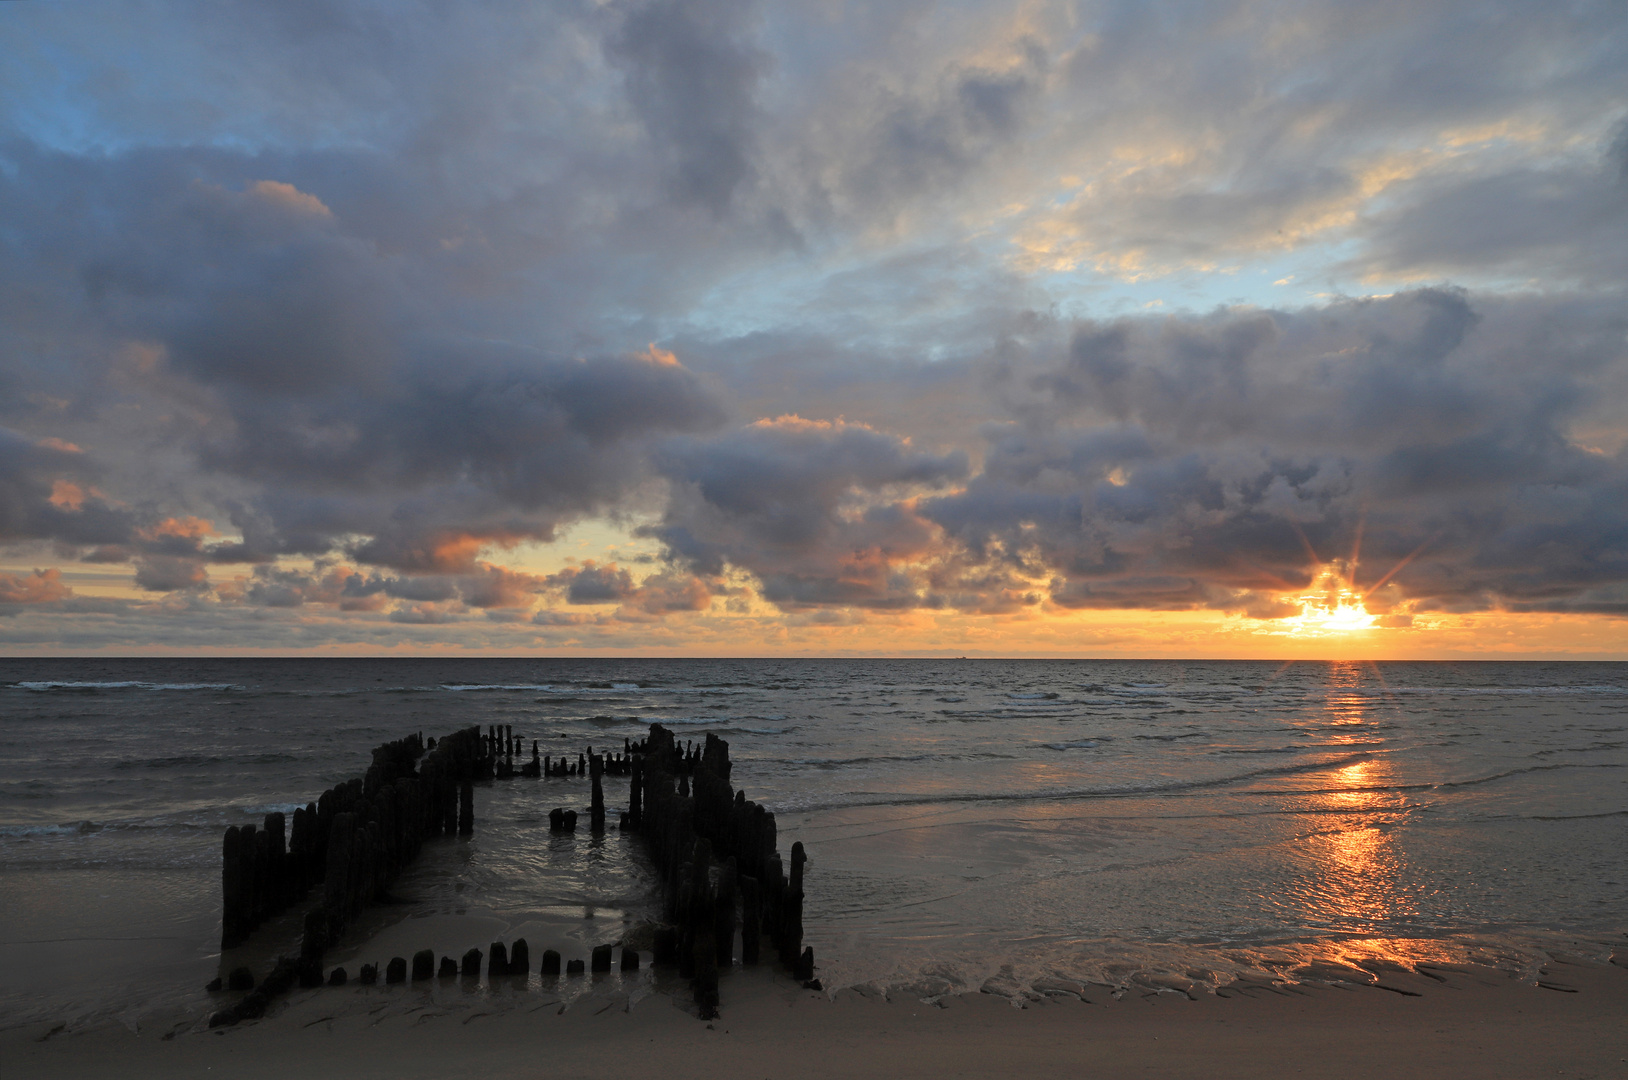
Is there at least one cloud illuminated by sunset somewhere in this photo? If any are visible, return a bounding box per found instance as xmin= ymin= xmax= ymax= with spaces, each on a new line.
xmin=0 ymin=0 xmax=1625 ymax=656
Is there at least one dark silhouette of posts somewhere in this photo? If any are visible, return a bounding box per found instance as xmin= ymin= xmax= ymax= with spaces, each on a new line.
xmin=590 ymin=750 xmax=606 ymax=832
xmin=212 ymin=727 xmax=489 ymax=1028
xmin=623 ymin=722 xmax=816 ymax=1016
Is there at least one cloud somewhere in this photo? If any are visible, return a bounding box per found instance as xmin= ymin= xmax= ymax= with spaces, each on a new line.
xmin=3 ymin=0 xmax=1627 ymax=651
xmin=918 ymin=289 xmax=1628 ymax=613
xmin=546 ymin=560 xmax=717 ymax=617
xmin=133 ymin=554 xmax=209 ymax=592
xmin=650 ymin=416 xmax=967 ymax=608
xmin=0 ymin=142 xmax=730 ymax=575
xmin=606 ymin=0 xmax=768 ymax=216
xmin=0 ymin=567 xmax=72 ymax=613
xmin=1352 ymin=143 xmax=1628 ymax=284
xmin=0 ymin=426 xmax=136 ymax=548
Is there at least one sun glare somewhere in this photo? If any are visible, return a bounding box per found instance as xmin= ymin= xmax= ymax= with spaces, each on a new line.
xmin=1280 ymin=563 xmax=1377 ymax=637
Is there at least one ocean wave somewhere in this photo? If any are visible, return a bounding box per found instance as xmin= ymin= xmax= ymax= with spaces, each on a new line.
xmin=0 ymin=816 xmax=217 ymax=839
xmin=10 ymin=680 xmax=243 ymax=692
xmin=441 ymin=683 xmax=559 ymax=692
xmin=240 ymin=802 xmax=311 ymax=816
xmin=1440 ymin=762 xmax=1626 ymax=789
xmin=111 ymin=754 xmax=222 ymax=770
xmin=1527 ymin=809 xmax=1628 ymax=820
xmin=786 ymin=753 xmax=944 ymax=768
xmin=772 ymin=751 xmax=1381 ymax=813
xmin=1044 ymin=740 xmax=1101 ymax=751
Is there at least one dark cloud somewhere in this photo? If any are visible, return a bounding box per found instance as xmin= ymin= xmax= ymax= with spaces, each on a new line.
xmin=557 ymin=562 xmax=637 ymax=605
xmin=545 ymin=561 xmax=717 ymax=617
xmin=233 ymin=561 xmax=549 ymax=614
xmin=918 ymin=290 xmax=1628 ymax=613
xmin=0 ymin=143 xmax=729 ymax=575
xmin=1353 ymin=149 xmax=1628 ymax=285
xmin=133 ymin=555 xmax=209 ymax=592
xmin=3 ymin=0 xmax=1628 ymax=648
xmin=606 ymin=0 xmax=767 ymax=215
xmin=650 ymin=417 xmax=967 ymax=608
xmin=0 ymin=427 xmax=135 ymax=548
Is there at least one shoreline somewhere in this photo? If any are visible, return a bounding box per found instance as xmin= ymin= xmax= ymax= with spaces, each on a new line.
xmin=7 ymin=955 xmax=1626 ymax=1080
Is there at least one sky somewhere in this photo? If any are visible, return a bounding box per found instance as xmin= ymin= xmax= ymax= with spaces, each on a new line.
xmin=1 ymin=0 xmax=1626 ymax=658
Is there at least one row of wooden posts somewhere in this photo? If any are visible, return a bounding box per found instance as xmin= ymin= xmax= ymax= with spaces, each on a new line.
xmin=220 ymin=727 xmax=487 ymax=950
xmin=627 ymin=724 xmax=816 ymax=1018
xmin=211 ymin=727 xmax=489 ymax=1026
xmin=212 ymin=721 xmax=814 ymax=1026
xmin=221 ymin=938 xmax=641 ymax=996
xmin=486 ymin=725 xmax=642 ymax=779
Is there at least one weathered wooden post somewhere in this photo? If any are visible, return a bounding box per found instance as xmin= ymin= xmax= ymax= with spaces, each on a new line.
xmin=458 ymin=780 xmax=474 ymax=836
xmin=221 ymin=826 xmax=245 ymax=948
xmin=488 ymin=942 xmax=508 ymax=981
xmin=590 ymin=751 xmax=606 ymax=832
xmin=715 ymin=856 xmax=737 ymax=967
xmin=461 ymin=948 xmax=482 ymax=978
xmin=653 ymin=928 xmax=679 ymax=965
xmin=301 ymin=909 xmax=327 ymax=972
xmin=412 ymin=949 xmax=435 ymax=981
xmin=629 ymin=755 xmax=643 ymax=826
xmin=591 ymin=944 xmax=613 ymax=972
xmin=265 ymin=811 xmax=287 ymax=915
xmin=791 ymin=841 xmax=806 ymax=893
xmin=323 ymin=812 xmax=356 ymax=937
xmin=739 ymin=875 xmax=761 ymax=964
xmin=509 ymin=938 xmax=530 ymax=976
xmin=541 ymin=949 xmax=561 ymax=976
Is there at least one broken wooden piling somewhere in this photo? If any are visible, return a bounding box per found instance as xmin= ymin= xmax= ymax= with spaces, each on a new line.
xmin=625 ymin=723 xmax=815 ymax=1015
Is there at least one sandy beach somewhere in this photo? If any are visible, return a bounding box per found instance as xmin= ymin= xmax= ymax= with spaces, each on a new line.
xmin=8 ymin=953 xmax=1626 ymax=1080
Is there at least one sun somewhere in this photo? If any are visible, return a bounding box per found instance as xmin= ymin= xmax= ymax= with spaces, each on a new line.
xmin=1280 ymin=562 xmax=1377 ymax=637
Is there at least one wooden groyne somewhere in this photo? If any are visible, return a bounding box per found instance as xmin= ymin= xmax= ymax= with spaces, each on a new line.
xmin=219 ymin=728 xmax=487 ymax=951
xmin=210 ymin=726 xmax=487 ymax=1025
xmin=627 ymin=724 xmax=816 ymax=1016
xmin=209 ymin=722 xmax=814 ymax=1026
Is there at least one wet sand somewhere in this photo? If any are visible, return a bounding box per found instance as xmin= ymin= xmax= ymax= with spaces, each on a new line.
xmin=7 ymin=954 xmax=1625 ymax=1080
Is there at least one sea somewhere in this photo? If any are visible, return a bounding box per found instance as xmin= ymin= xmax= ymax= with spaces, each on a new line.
xmin=1 ymin=658 xmax=1624 ymax=1029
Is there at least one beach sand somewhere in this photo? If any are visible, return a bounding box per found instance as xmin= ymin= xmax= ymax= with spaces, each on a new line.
xmin=8 ymin=953 xmax=1625 ymax=1079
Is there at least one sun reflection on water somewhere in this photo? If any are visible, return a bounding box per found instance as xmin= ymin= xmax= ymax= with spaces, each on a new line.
xmin=1270 ymin=666 xmax=1438 ymax=973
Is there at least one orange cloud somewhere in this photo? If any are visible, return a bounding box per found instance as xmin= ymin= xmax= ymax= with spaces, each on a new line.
xmin=139 ymin=516 xmax=219 ymax=542
xmin=0 ymin=568 xmax=73 ymax=605
xmin=49 ymin=480 xmax=87 ymax=511
xmin=749 ymin=414 xmax=867 ymax=432
xmin=460 ymin=563 xmax=549 ymax=608
xmin=429 ymin=532 xmax=517 ymax=573
xmin=248 ymin=180 xmax=333 ymax=218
